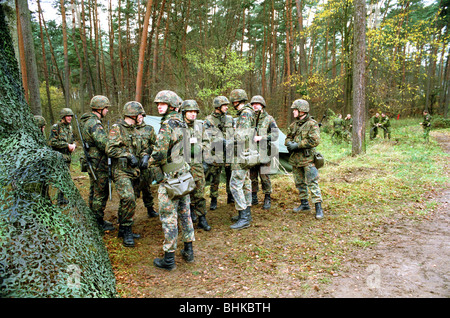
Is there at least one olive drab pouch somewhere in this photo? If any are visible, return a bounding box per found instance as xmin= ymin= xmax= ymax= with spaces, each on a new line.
xmin=163 ymin=172 xmax=196 ymax=199
xmin=239 ymin=149 xmax=260 ymax=169
xmin=314 ymin=152 xmax=325 ymax=169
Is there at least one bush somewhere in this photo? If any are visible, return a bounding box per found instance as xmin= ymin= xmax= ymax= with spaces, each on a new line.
xmin=432 ymin=116 xmax=450 ymax=129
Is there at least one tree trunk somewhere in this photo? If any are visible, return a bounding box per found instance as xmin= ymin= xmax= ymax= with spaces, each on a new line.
xmin=60 ymin=0 xmax=70 ymax=108
xmin=136 ymin=0 xmax=154 ymax=103
xmin=352 ymin=0 xmax=366 ymax=156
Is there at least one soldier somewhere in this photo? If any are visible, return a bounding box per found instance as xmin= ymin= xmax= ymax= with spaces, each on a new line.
xmin=229 ymin=89 xmax=254 ymax=230
xmin=249 ymin=95 xmax=278 ymax=210
xmin=203 ymin=96 xmax=234 ymax=210
xmin=420 ymin=110 xmax=432 ymax=142
xmin=106 ymin=101 xmax=148 ymax=247
xmin=285 ymin=99 xmax=324 ymax=220
xmin=370 ymin=112 xmax=381 ymax=140
xmin=135 ymin=112 xmax=158 ymax=218
xmin=332 ymin=114 xmax=344 ymax=143
xmin=146 ymin=90 xmax=195 ymax=270
xmin=380 ymin=112 xmax=391 ymax=139
xmin=182 ymin=100 xmax=211 ymax=231
xmin=49 ymin=108 xmax=76 ymax=205
xmin=34 ymin=115 xmax=46 ymax=135
xmin=78 ymin=96 xmax=115 ymax=231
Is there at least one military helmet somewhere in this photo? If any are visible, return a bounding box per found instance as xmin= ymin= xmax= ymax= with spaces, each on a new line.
xmin=213 ymin=96 xmax=230 ymax=108
xmin=123 ymin=101 xmax=145 ymax=117
xmin=229 ymin=89 xmax=248 ymax=103
xmin=154 ymin=90 xmax=179 ymax=108
xmin=90 ymin=95 xmax=111 ymax=109
xmin=250 ymin=95 xmax=266 ymax=108
xmin=291 ymin=99 xmax=310 ymax=112
xmin=181 ymin=100 xmax=200 ymax=113
xmin=34 ymin=115 xmax=46 ymax=128
xmin=60 ymin=108 xmax=74 ymax=118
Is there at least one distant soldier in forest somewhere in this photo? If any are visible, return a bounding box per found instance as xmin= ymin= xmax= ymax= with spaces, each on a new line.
xmin=369 ymin=112 xmax=381 ymax=140
xmin=34 ymin=115 xmax=46 ymax=136
xmin=344 ymin=113 xmax=352 ymax=138
xmin=106 ymin=101 xmax=149 ymax=247
xmin=49 ymin=108 xmax=76 ymax=205
xmin=380 ymin=112 xmax=391 ymax=139
xmin=182 ymin=100 xmax=211 ymax=231
xmin=249 ymin=95 xmax=278 ymax=210
xmin=79 ymin=95 xmax=115 ymax=232
xmin=203 ymin=96 xmax=234 ymax=210
xmin=147 ymin=90 xmax=195 ymax=270
xmin=229 ymin=89 xmax=255 ymax=230
xmin=420 ymin=109 xmax=432 ymax=142
xmin=285 ymin=99 xmax=324 ymax=220
xmin=332 ymin=114 xmax=344 ymax=143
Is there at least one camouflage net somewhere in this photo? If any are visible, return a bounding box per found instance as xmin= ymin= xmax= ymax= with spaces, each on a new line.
xmin=0 ymin=6 xmax=116 ymax=297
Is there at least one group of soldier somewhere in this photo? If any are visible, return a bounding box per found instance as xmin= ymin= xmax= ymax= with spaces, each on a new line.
xmin=32 ymin=89 xmax=324 ymax=270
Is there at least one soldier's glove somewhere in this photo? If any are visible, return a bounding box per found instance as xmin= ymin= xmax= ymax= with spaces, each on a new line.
xmin=127 ymin=154 xmax=139 ymax=168
xmin=139 ymin=154 xmax=150 ymax=170
xmin=286 ymin=141 xmax=299 ymax=152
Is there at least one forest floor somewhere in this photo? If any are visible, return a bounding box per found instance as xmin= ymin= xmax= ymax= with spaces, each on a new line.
xmin=72 ymin=128 xmax=450 ymax=298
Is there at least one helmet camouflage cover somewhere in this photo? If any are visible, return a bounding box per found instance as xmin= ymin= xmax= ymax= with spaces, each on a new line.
xmin=229 ymin=89 xmax=248 ymax=103
xmin=291 ymin=99 xmax=310 ymax=112
xmin=213 ymin=96 xmax=230 ymax=108
xmin=90 ymin=95 xmax=111 ymax=109
xmin=250 ymin=95 xmax=266 ymax=107
xmin=33 ymin=115 xmax=46 ymax=128
xmin=123 ymin=101 xmax=145 ymax=117
xmin=60 ymin=108 xmax=74 ymax=118
xmin=154 ymin=90 xmax=180 ymax=108
xmin=181 ymin=100 xmax=200 ymax=113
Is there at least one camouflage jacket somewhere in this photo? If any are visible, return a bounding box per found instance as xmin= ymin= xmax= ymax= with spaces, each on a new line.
xmin=422 ymin=114 xmax=432 ymax=128
xmin=380 ymin=116 xmax=390 ymax=128
xmin=48 ymin=120 xmax=74 ymax=163
xmin=149 ymin=111 xmax=190 ymax=177
xmin=344 ymin=118 xmax=353 ymax=131
xmin=370 ymin=115 xmax=381 ymax=127
xmin=333 ymin=117 xmax=344 ymax=131
xmin=233 ymin=104 xmax=255 ymax=169
xmin=204 ymin=112 xmax=234 ymax=165
xmin=135 ymin=121 xmax=157 ymax=159
xmin=106 ymin=118 xmax=148 ymax=179
xmin=254 ymin=110 xmax=278 ymax=141
xmin=79 ymin=112 xmax=108 ymax=169
xmin=285 ymin=114 xmax=320 ymax=167
xmin=185 ymin=119 xmax=208 ymax=181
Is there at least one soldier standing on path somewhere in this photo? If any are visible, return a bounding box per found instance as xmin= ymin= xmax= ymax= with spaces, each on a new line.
xmin=229 ymin=89 xmax=254 ymax=230
xmin=106 ymin=101 xmax=148 ymax=247
xmin=49 ymin=108 xmax=76 ymax=205
xmin=285 ymin=99 xmax=324 ymax=220
xmin=182 ymin=100 xmax=211 ymax=231
xmin=203 ymin=96 xmax=234 ymax=210
xmin=249 ymin=95 xmax=278 ymax=210
xmin=79 ymin=95 xmax=115 ymax=232
xmin=420 ymin=110 xmax=432 ymax=142
xmin=146 ymin=90 xmax=195 ymax=270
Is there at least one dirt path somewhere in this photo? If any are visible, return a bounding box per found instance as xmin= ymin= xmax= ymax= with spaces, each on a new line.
xmin=319 ymin=132 xmax=450 ymax=298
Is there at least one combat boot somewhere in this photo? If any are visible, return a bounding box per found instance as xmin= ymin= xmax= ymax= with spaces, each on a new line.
xmin=97 ymin=217 xmax=115 ymax=232
xmin=230 ymin=206 xmax=251 ymax=230
xmin=118 ymin=226 xmax=135 ymax=247
xmin=293 ymin=199 xmax=310 ymax=212
xmin=154 ymin=252 xmax=176 ymax=270
xmin=118 ymin=225 xmax=141 ymax=240
xmin=198 ymin=215 xmax=211 ymax=231
xmin=252 ymin=192 xmax=258 ymax=205
xmin=210 ymin=197 xmax=217 ymax=210
xmin=227 ymin=193 xmax=234 ymax=204
xmin=315 ymin=202 xmax=324 ymax=219
xmin=180 ymin=242 xmax=194 ymax=263
xmin=147 ymin=206 xmax=159 ymax=218
xmin=263 ymin=194 xmax=271 ymax=210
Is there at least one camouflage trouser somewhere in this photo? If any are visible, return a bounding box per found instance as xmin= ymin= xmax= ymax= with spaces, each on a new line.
xmin=209 ymin=164 xmax=231 ymax=198
xmin=423 ymin=127 xmax=431 ymax=141
xmin=138 ymin=170 xmax=154 ymax=208
xmin=88 ymin=167 xmax=109 ymax=220
xmin=230 ymin=169 xmax=252 ymax=211
xmin=191 ymin=164 xmax=207 ymax=217
xmin=293 ymin=164 xmax=322 ymax=204
xmin=114 ymin=176 xmax=139 ymax=226
xmin=158 ymin=185 xmax=195 ymax=252
xmin=250 ymin=164 xmax=272 ymax=194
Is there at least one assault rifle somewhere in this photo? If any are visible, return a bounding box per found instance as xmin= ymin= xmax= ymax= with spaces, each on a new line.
xmin=318 ymin=113 xmax=326 ymax=127
xmin=107 ymin=121 xmax=112 ymax=199
xmin=74 ymin=114 xmax=97 ymax=181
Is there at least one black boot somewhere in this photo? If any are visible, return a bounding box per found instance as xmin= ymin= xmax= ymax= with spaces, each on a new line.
xmin=118 ymin=226 xmax=135 ymax=247
xmin=154 ymin=252 xmax=176 ymax=270
xmin=293 ymin=199 xmax=311 ymax=212
xmin=251 ymin=192 xmax=258 ymax=205
xmin=263 ymin=194 xmax=271 ymax=210
xmin=231 ymin=210 xmax=240 ymax=222
xmin=198 ymin=215 xmax=211 ymax=231
xmin=210 ymin=197 xmax=217 ymax=210
xmin=180 ymin=242 xmax=194 ymax=263
xmin=315 ymin=202 xmax=324 ymax=219
xmin=147 ymin=206 xmax=159 ymax=218
xmin=118 ymin=225 xmax=141 ymax=240
xmin=97 ymin=218 xmax=115 ymax=232
xmin=230 ymin=206 xmax=251 ymax=230
xmin=227 ymin=193 xmax=234 ymax=204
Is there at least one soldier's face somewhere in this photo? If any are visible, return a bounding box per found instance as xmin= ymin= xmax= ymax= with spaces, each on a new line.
xmin=185 ymin=110 xmax=198 ymax=121
xmin=293 ymin=109 xmax=299 ymax=118
xmin=220 ymin=105 xmax=228 ymax=113
xmin=252 ymin=103 xmax=262 ymax=112
xmin=102 ymin=107 xmax=109 ymax=117
xmin=137 ymin=114 xmax=144 ymax=124
xmin=157 ymin=103 xmax=169 ymax=114
xmin=64 ymin=115 xmax=73 ymax=124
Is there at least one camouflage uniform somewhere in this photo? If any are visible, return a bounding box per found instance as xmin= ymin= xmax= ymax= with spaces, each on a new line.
xmin=203 ymin=96 xmax=234 ymax=209
xmin=248 ymin=95 xmax=278 ymax=209
xmin=229 ymin=89 xmax=254 ymax=230
xmin=285 ymin=99 xmax=323 ymax=219
xmin=106 ymin=101 xmax=149 ymax=247
xmin=332 ymin=115 xmax=344 ymax=142
xmin=380 ymin=114 xmax=391 ymax=139
xmin=370 ymin=113 xmax=381 ymax=139
xmin=149 ymin=90 xmax=195 ymax=270
xmin=421 ymin=111 xmax=432 ymax=141
xmin=79 ymin=96 xmax=112 ymax=230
